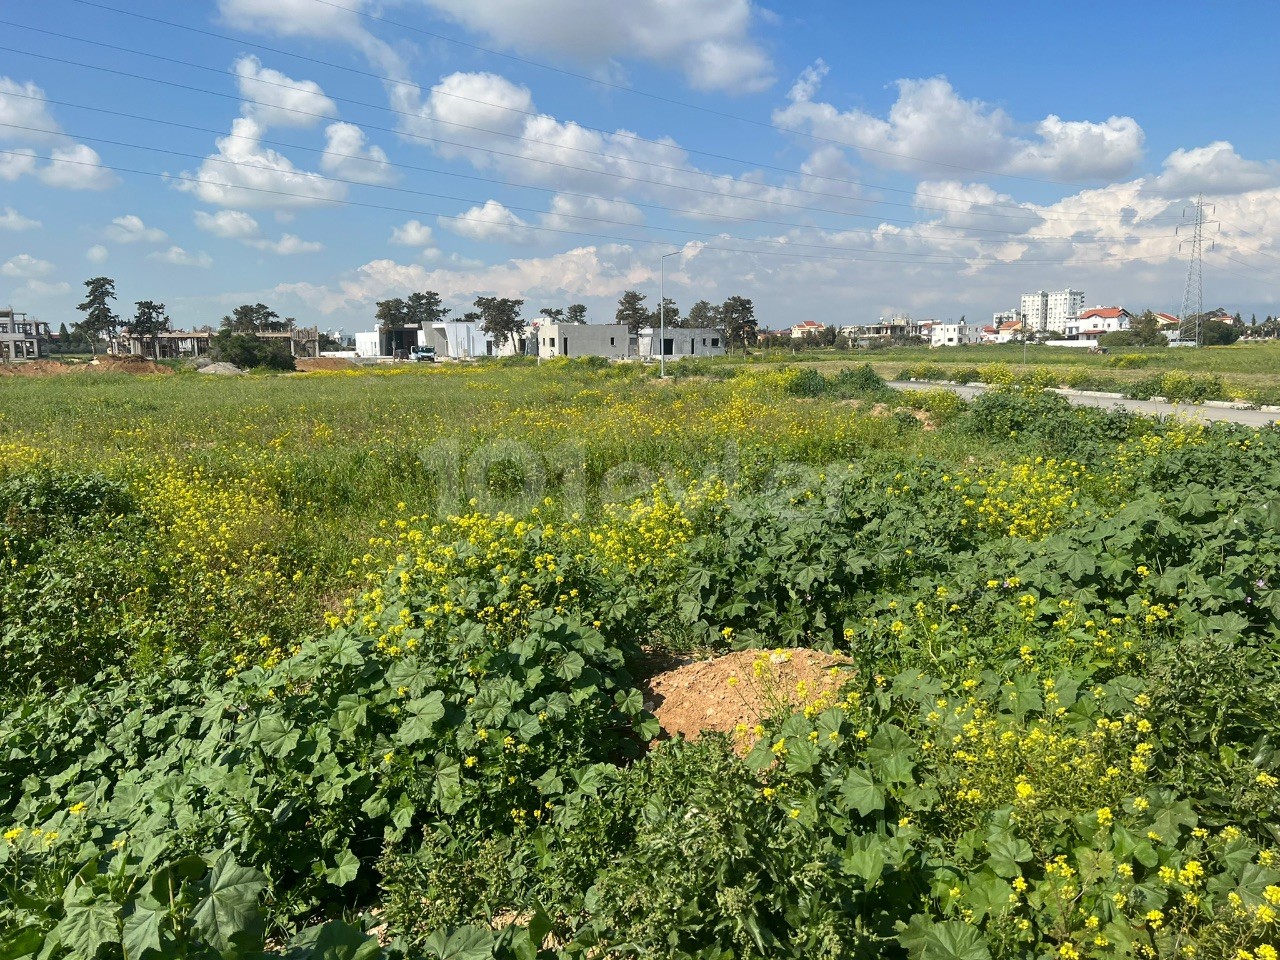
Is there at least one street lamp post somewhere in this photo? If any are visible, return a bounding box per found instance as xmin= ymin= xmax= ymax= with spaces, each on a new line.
xmin=659 ymin=250 xmax=680 ymax=378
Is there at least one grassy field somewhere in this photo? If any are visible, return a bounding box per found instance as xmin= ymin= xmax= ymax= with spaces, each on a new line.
xmin=3 ymin=360 xmax=1280 ymax=960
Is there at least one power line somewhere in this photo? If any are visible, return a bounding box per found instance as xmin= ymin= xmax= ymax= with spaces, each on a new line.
xmin=0 ymin=92 xmax=1177 ymax=248
xmin=0 ymin=146 xmax=1180 ymax=268
xmin=67 ymin=0 xmax=1111 ymax=188
xmin=8 ymin=14 xmax=1176 ymax=223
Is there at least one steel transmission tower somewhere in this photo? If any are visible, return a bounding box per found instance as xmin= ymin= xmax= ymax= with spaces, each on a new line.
xmin=1178 ymin=195 xmax=1214 ymax=345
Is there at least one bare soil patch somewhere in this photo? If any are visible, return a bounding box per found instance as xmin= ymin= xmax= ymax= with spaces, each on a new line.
xmin=296 ymin=357 xmax=358 ymax=371
xmin=642 ymin=647 xmax=853 ymax=752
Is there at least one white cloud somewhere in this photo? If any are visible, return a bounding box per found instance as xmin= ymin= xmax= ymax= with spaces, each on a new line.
xmin=1149 ymin=141 xmax=1280 ymax=196
xmin=773 ymin=68 xmax=1144 ymax=181
xmin=390 ymin=219 xmax=435 ymax=246
xmin=107 ymin=214 xmax=167 ymax=244
xmin=178 ymin=117 xmax=346 ymax=209
xmin=1 ymin=254 xmax=55 ymax=278
xmin=0 ymin=78 xmax=61 ymax=142
xmin=320 ymin=122 xmax=395 ymax=185
xmin=217 ymin=0 xmax=406 ymax=78
xmin=246 ymin=233 xmax=324 ymax=255
xmin=16 ymin=279 xmax=71 ymax=298
xmin=148 ymin=246 xmax=213 ymax=268
xmin=541 ymin=193 xmax=644 ymax=231
xmin=413 ymin=0 xmax=773 ymax=93
xmin=194 ymin=208 xmax=262 ymax=239
xmin=0 ymin=206 xmax=39 ymax=231
xmin=39 ymin=144 xmax=117 ymax=190
xmin=86 ymin=244 xmax=109 ymax=264
xmin=233 ymin=55 xmax=338 ymax=129
xmin=443 ymin=199 xmax=533 ymax=243
xmin=0 ymin=148 xmax=37 ymax=181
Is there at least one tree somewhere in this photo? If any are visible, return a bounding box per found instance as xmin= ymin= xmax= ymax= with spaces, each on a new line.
xmin=76 ymin=277 xmax=119 ymax=356
xmin=566 ymin=303 xmax=587 ymax=324
xmin=222 ymin=303 xmax=280 ymax=334
xmin=615 ymin=290 xmax=649 ymax=335
xmin=461 ymin=311 xmax=482 ymax=323
xmin=1201 ymin=318 xmax=1241 ymax=346
xmin=210 ymin=330 xmax=296 ymax=371
xmin=720 ymin=296 xmax=758 ymax=349
xmin=651 ymin=297 xmax=680 ymax=329
xmin=130 ymin=301 xmax=171 ymax=359
xmin=539 ymin=307 xmax=565 ymax=324
xmin=1128 ymin=311 xmax=1168 ymax=347
xmin=406 ymin=291 xmax=450 ymax=327
xmin=375 ymin=298 xmax=409 ymax=332
xmin=55 ymin=322 xmax=71 ymax=354
xmin=474 ymin=296 xmax=525 ymax=349
xmin=685 ymin=299 xmax=721 ymax=330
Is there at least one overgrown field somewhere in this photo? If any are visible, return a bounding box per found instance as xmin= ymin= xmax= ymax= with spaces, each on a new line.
xmin=3 ymin=360 xmax=1280 ymax=960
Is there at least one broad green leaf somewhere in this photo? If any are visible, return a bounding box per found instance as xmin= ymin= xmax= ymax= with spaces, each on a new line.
xmin=57 ymin=898 xmax=120 ymax=960
xmin=325 ymin=848 xmax=359 ymax=887
xmin=984 ymin=833 xmax=1032 ymax=878
xmin=121 ymin=907 xmax=164 ymax=960
xmin=190 ymin=855 xmax=267 ymax=954
xmin=840 ymin=769 xmax=885 ymax=817
xmin=287 ymin=921 xmax=383 ymax=960
xmin=397 ymin=692 xmax=446 ymax=745
xmin=424 ymin=925 xmax=495 ymax=960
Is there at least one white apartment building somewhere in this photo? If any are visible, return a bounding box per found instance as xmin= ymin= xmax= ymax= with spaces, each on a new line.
xmin=1018 ymin=290 xmax=1084 ymax=333
xmin=930 ymin=321 xmax=981 ymax=347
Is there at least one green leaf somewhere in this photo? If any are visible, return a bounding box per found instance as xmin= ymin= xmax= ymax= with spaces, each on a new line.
xmin=0 ymin=925 xmax=45 ymax=960
xmin=867 ymin=725 xmax=916 ymax=784
xmin=900 ymin=919 xmax=991 ymax=960
xmin=121 ymin=907 xmax=164 ymax=960
xmin=287 ymin=921 xmax=384 ymax=960
xmin=397 ymin=691 xmax=446 ymax=745
xmin=245 ymin=713 xmax=300 ymax=759
xmin=839 ymin=768 xmax=885 ymax=817
xmin=984 ymin=833 xmax=1032 ymax=878
xmin=189 ymin=854 xmax=267 ymax=954
xmin=325 ymin=848 xmax=360 ymax=887
xmin=57 ymin=898 xmax=120 ymax=960
xmin=424 ymin=925 xmax=495 ymax=960
xmin=614 ymin=688 xmax=643 ymax=716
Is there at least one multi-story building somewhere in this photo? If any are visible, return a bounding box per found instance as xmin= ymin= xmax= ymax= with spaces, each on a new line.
xmin=0 ymin=306 xmax=50 ymax=360
xmin=1017 ymin=290 xmax=1084 ymax=333
xmin=929 ymin=321 xmax=981 ymax=347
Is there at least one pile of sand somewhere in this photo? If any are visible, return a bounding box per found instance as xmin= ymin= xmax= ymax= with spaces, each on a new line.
xmin=295 ymin=357 xmax=357 ymax=372
xmin=198 ymin=362 xmax=244 ymax=375
xmin=0 ymin=360 xmax=78 ymax=377
xmin=641 ymin=647 xmax=853 ymax=751
xmin=0 ymin=357 xmax=174 ymax=376
xmin=93 ymin=357 xmax=173 ymax=375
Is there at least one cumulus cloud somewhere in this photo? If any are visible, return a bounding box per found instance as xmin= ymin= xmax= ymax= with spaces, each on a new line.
xmin=1 ymin=253 xmax=55 ymax=278
xmin=0 ymin=148 xmax=37 ymax=181
xmin=233 ymin=55 xmax=338 ymax=129
xmin=320 ymin=122 xmax=395 ymax=185
xmin=86 ymin=244 xmax=109 ymax=264
xmin=39 ymin=144 xmax=117 ymax=190
xmin=246 ymin=233 xmax=324 ymax=255
xmin=194 ymin=208 xmax=262 ymax=239
xmin=178 ymin=117 xmax=345 ymax=209
xmin=107 ymin=214 xmax=167 ymax=244
xmin=443 ymin=199 xmax=534 ymax=243
xmin=217 ymin=0 xmax=406 ymax=78
xmin=413 ymin=0 xmax=773 ymax=93
xmin=0 ymin=206 xmax=39 ymax=231
xmin=1148 ymin=141 xmax=1280 ymax=197
xmin=390 ymin=219 xmax=435 ymax=246
xmin=0 ymin=77 xmax=61 ymax=141
xmin=148 ymin=246 xmax=213 ymax=268
xmin=773 ymin=67 xmax=1144 ymax=181
xmin=541 ymin=193 xmax=645 ymax=231
xmin=391 ymin=71 xmax=857 ymax=226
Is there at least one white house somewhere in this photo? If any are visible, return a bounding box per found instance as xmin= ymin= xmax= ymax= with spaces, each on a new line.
xmin=636 ymin=326 xmax=726 ymax=358
xmin=537 ymin=323 xmax=629 ymax=360
xmin=930 ymin=321 xmax=981 ymax=347
xmin=1076 ymin=307 xmax=1132 ymax=335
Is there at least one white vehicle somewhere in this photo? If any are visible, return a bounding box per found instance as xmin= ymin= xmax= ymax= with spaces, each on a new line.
xmin=409 ymin=345 xmax=437 ymax=362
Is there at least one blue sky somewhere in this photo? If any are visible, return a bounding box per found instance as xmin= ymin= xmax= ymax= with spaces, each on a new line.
xmin=3 ymin=0 xmax=1279 ymax=335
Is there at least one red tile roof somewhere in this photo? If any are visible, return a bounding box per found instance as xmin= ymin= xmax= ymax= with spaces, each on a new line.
xmin=1078 ymin=306 xmax=1129 ymax=320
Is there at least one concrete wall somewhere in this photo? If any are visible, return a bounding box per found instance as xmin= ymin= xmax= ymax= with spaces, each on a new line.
xmin=537 ymin=323 xmax=629 ymax=360
xmin=636 ymin=327 xmax=726 ymax=358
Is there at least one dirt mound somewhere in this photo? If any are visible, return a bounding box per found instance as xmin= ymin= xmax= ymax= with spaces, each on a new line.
xmin=93 ymin=357 xmax=173 ymax=375
xmin=0 ymin=360 xmax=80 ymax=376
xmin=642 ymin=647 xmax=853 ymax=751
xmin=296 ymin=357 xmax=357 ymax=371
xmin=198 ymin=362 xmax=244 ymax=376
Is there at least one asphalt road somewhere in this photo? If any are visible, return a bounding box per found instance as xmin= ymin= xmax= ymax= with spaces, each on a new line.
xmin=887 ymin=381 xmax=1280 ymax=428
